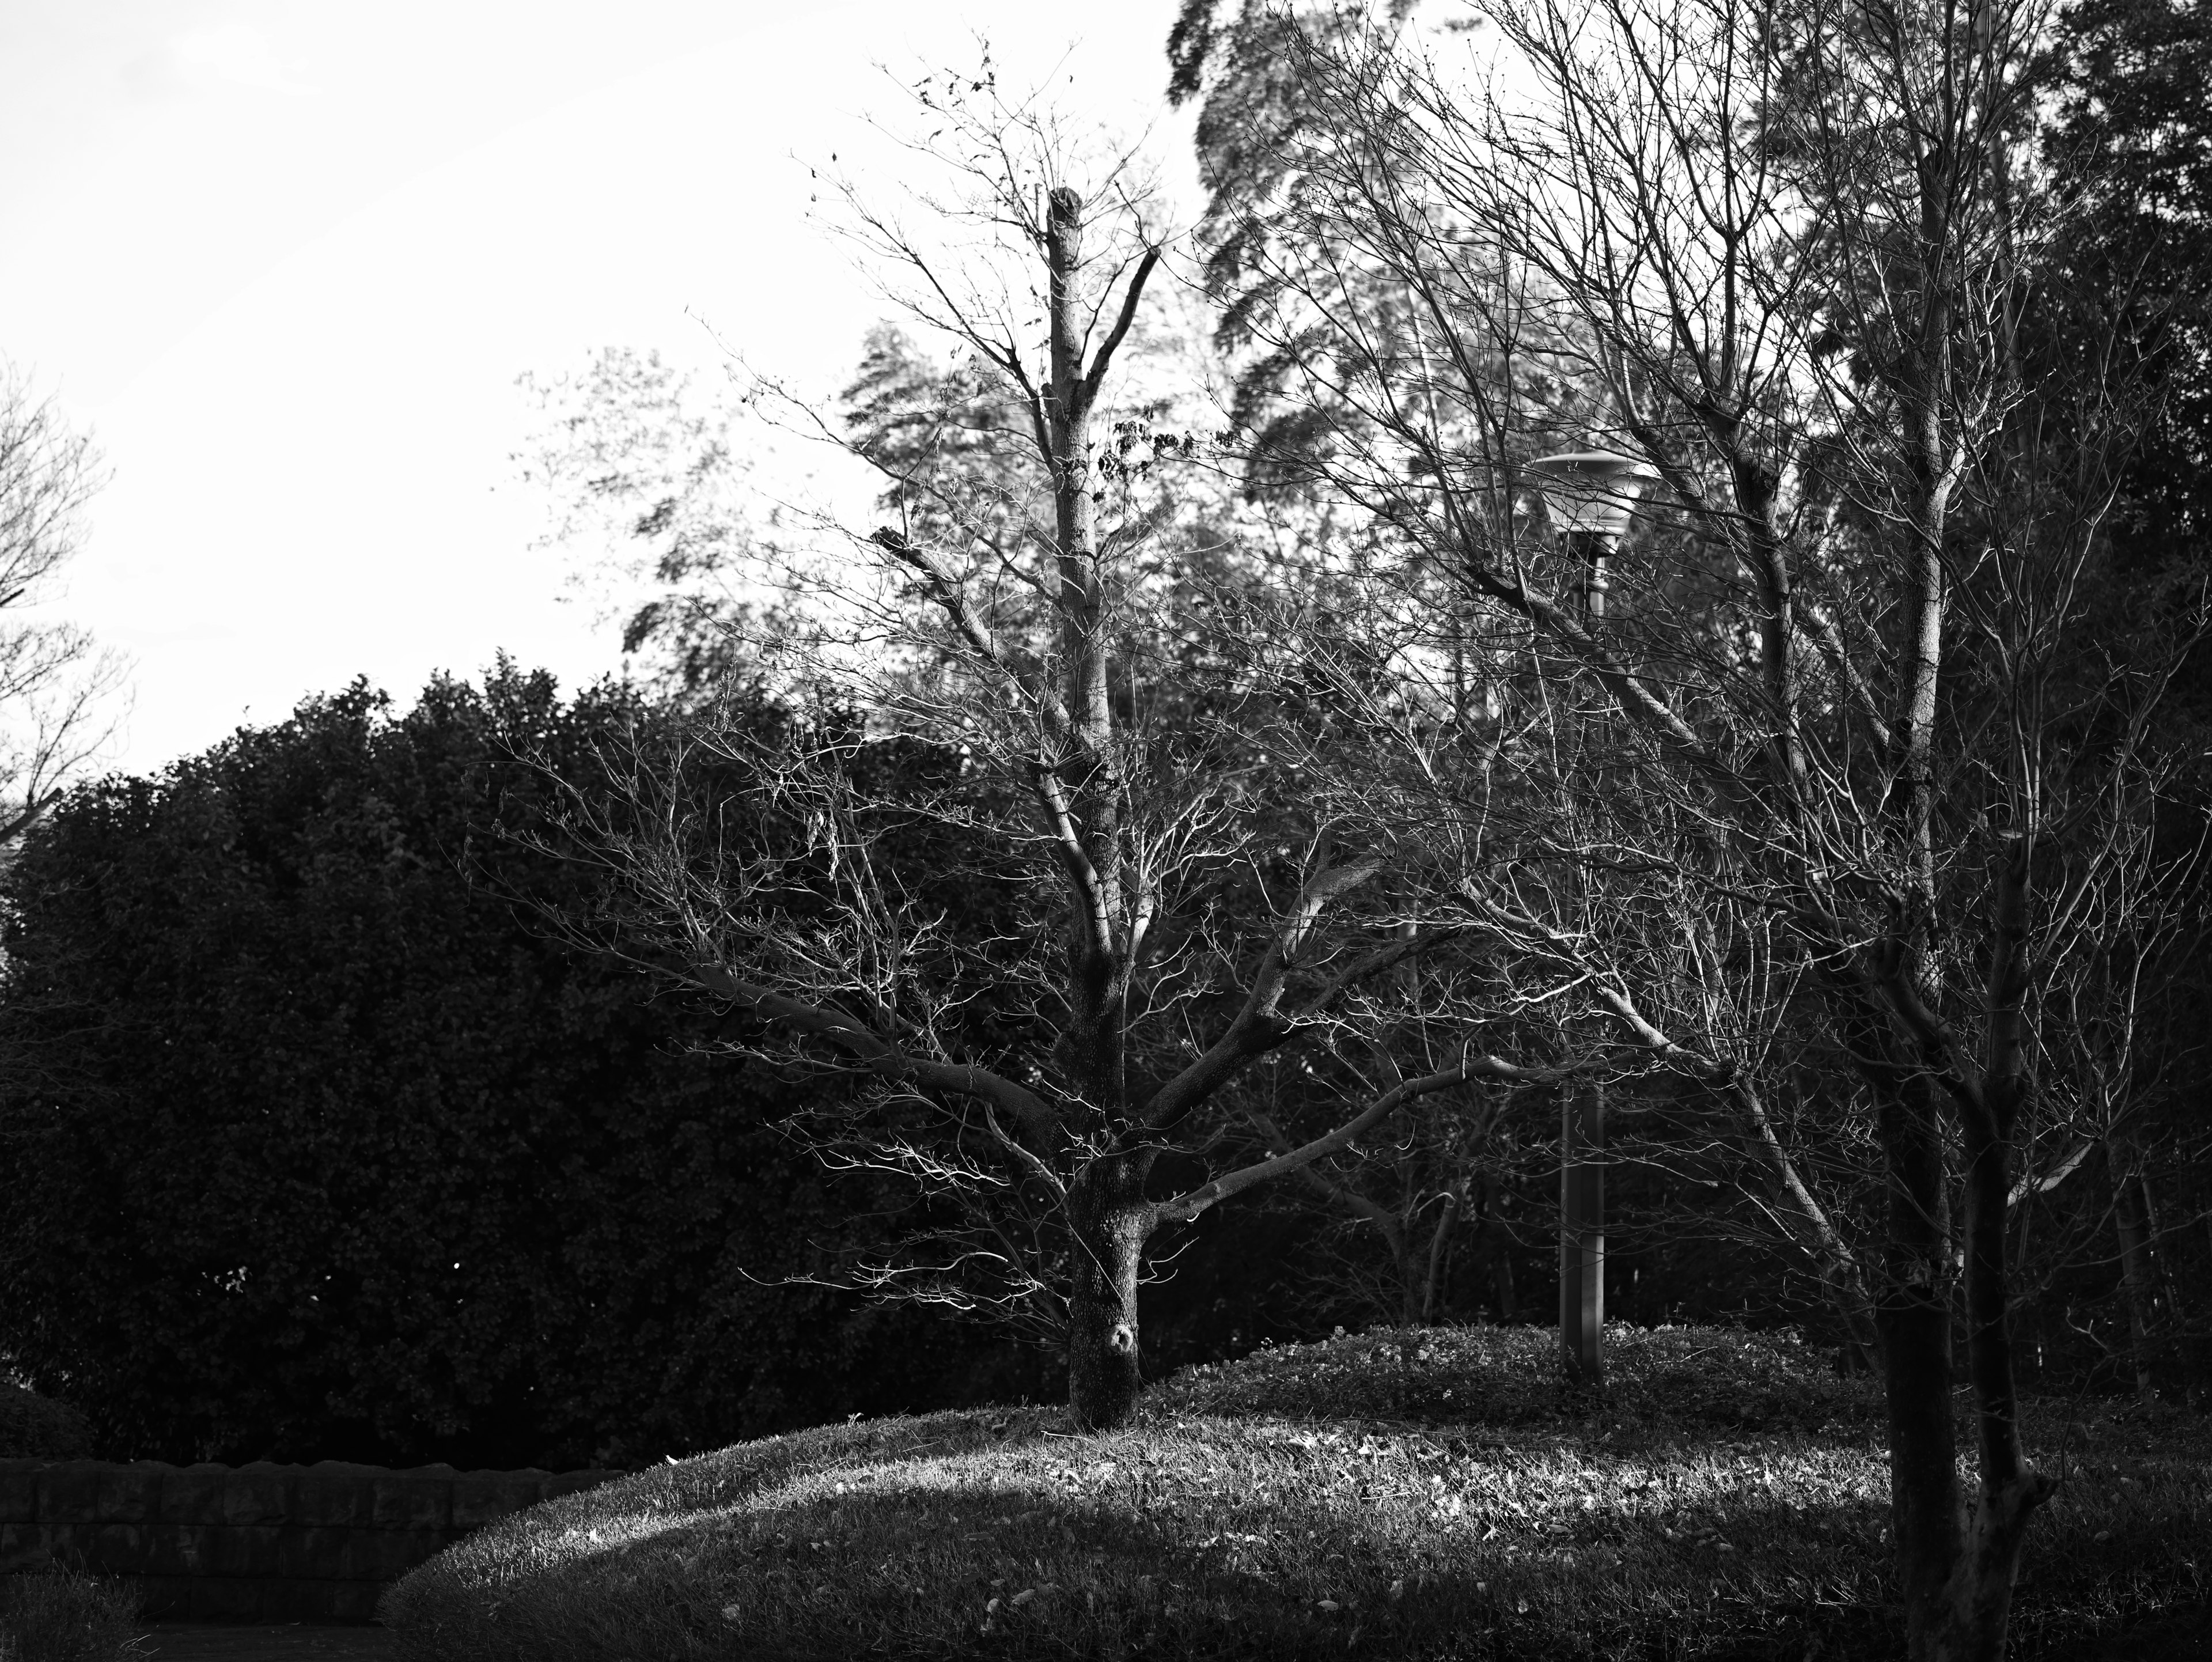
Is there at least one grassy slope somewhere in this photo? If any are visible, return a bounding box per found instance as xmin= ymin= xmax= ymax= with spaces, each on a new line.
xmin=380 ymin=1325 xmax=2210 ymax=1661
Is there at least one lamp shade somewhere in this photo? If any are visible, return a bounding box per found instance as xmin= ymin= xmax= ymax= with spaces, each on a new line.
xmin=1527 ymin=452 xmax=1660 ymax=538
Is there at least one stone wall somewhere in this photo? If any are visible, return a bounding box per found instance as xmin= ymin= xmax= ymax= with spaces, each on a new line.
xmin=0 ymin=1457 xmax=623 ymax=1621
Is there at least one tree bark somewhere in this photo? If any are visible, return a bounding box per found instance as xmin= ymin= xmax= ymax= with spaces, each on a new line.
xmin=1067 ymin=1151 xmax=1156 ymax=1430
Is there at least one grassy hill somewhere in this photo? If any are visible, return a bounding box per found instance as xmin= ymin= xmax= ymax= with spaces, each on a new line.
xmin=379 ymin=1324 xmax=2209 ymax=1660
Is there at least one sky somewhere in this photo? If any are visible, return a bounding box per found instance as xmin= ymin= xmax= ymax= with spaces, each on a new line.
xmin=1 ymin=0 xmax=1191 ymax=775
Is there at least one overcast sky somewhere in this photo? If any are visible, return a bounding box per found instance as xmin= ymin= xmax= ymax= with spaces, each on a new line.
xmin=2 ymin=1 xmax=1188 ymax=774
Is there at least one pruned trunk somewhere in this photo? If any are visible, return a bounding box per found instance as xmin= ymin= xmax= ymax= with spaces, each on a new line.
xmin=1420 ymin=1184 xmax=1462 ymax=1325
xmin=1484 ymin=1178 xmax=1518 ymax=1323
xmin=2109 ymin=1136 xmax=2160 ymax=1403
xmin=1067 ymin=1152 xmax=1154 ymax=1430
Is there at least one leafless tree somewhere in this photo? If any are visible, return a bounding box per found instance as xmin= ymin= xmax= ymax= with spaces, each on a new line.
xmin=0 ymin=367 xmax=127 ymax=845
xmin=1178 ymin=0 xmax=2197 ymax=1652
xmin=535 ymin=69 xmax=1588 ymax=1430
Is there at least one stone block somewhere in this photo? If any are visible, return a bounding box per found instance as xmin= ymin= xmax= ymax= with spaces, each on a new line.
xmin=308 ymin=1578 xmax=383 ymax=1622
xmin=190 ymin=1576 xmax=264 ymax=1621
xmin=160 ymin=1465 xmax=230 ymax=1525
xmin=270 ymin=1578 xmax=360 ymax=1622
xmin=223 ymin=1463 xmax=293 ymax=1525
xmin=141 ymin=1523 xmax=218 ymax=1577
xmin=96 ymin=1463 xmax=166 ymax=1524
xmin=276 ymin=1524 xmax=350 ymax=1581
xmin=451 ymin=1471 xmax=540 ymax=1529
xmin=0 ymin=1461 xmax=43 ymax=1522
xmin=131 ymin=1574 xmax=196 ymax=1619
xmin=0 ymin=1519 xmax=51 ymax=1573
xmin=32 ymin=1464 xmax=101 ymax=1524
xmin=209 ymin=1523 xmax=283 ymax=1578
xmin=41 ymin=1521 xmax=101 ymax=1568
xmin=82 ymin=1522 xmax=145 ymax=1574
xmin=369 ymin=1469 xmax=452 ymax=1532
xmin=340 ymin=1527 xmax=446 ymax=1583
xmin=296 ymin=1464 xmax=377 ymax=1528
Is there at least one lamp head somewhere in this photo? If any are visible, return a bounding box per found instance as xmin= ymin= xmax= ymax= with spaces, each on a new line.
xmin=1527 ymin=452 xmax=1660 ymax=539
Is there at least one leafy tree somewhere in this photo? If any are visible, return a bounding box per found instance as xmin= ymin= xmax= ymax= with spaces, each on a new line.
xmin=0 ymin=665 xmax=1022 ymax=1466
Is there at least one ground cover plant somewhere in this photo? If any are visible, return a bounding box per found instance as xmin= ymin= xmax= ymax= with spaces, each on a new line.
xmin=378 ymin=1324 xmax=2209 ymax=1660
xmin=0 ymin=1566 xmax=141 ymax=1662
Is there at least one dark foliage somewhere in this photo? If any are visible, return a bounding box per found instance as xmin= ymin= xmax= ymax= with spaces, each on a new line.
xmin=0 ymin=1380 xmax=92 ymax=1458
xmin=0 ymin=665 xmax=1027 ymax=1468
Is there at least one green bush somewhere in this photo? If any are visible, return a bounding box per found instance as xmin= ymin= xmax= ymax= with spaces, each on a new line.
xmin=0 ymin=1568 xmax=140 ymax=1662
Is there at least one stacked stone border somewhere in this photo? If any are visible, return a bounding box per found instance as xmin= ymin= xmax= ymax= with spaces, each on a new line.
xmin=0 ymin=1457 xmax=623 ymax=1621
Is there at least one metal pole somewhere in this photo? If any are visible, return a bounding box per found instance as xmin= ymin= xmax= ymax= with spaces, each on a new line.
xmin=1559 ymin=528 xmax=1611 ymax=1386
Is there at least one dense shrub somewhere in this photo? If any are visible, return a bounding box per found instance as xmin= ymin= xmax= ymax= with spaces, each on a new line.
xmin=0 ymin=1383 xmax=92 ymax=1459
xmin=0 ymin=667 xmax=1023 ymax=1468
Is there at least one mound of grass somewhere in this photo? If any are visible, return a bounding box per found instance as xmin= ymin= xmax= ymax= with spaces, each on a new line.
xmin=380 ymin=1324 xmax=2210 ymax=1661
xmin=0 ymin=1566 xmax=142 ymax=1662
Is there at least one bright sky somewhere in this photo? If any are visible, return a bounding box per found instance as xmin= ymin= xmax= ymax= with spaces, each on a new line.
xmin=1 ymin=1 xmax=1190 ymax=775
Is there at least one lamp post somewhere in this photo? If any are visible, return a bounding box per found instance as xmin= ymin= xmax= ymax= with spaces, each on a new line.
xmin=1525 ymin=450 xmax=1658 ymax=1388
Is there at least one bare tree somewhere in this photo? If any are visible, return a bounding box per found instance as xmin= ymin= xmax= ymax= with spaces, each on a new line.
xmin=0 ymin=367 xmax=126 ymax=844
xmin=1177 ymin=0 xmax=2195 ymax=1653
xmin=538 ymin=70 xmax=1582 ymax=1430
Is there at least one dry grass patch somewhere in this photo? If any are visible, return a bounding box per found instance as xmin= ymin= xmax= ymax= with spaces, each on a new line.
xmin=380 ymin=1324 xmax=2210 ymax=1661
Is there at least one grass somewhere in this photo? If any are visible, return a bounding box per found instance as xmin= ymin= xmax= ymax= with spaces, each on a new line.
xmin=0 ymin=1566 xmax=142 ymax=1662
xmin=378 ymin=1323 xmax=2211 ymax=1660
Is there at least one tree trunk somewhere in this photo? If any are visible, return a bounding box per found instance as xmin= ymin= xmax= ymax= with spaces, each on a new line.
xmin=1486 ymin=1179 xmax=1518 ymax=1323
xmin=1920 ymin=1084 xmax=2052 ymax=1662
xmin=2109 ymin=1136 xmax=2160 ymax=1403
xmin=1067 ymin=1152 xmax=1154 ymax=1430
xmin=1420 ymin=1184 xmax=1462 ymax=1325
xmin=1873 ymin=1070 xmax=1967 ymax=1659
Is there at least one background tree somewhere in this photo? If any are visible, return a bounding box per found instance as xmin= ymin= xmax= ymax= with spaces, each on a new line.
xmin=0 ymin=665 xmax=1031 ymax=1466
xmin=0 ymin=362 xmax=127 ymax=844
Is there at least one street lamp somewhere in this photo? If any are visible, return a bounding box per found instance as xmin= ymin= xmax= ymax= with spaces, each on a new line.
xmin=1525 ymin=450 xmax=1658 ymax=1388
xmin=1525 ymin=451 xmax=1660 ymax=622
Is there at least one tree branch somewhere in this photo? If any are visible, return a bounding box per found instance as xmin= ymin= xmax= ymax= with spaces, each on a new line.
xmin=688 ymin=961 xmax=1060 ymax=1143
xmin=1139 ymin=853 xmax=1387 ymax=1130
xmin=1154 ymin=1055 xmax=1560 ymax=1229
